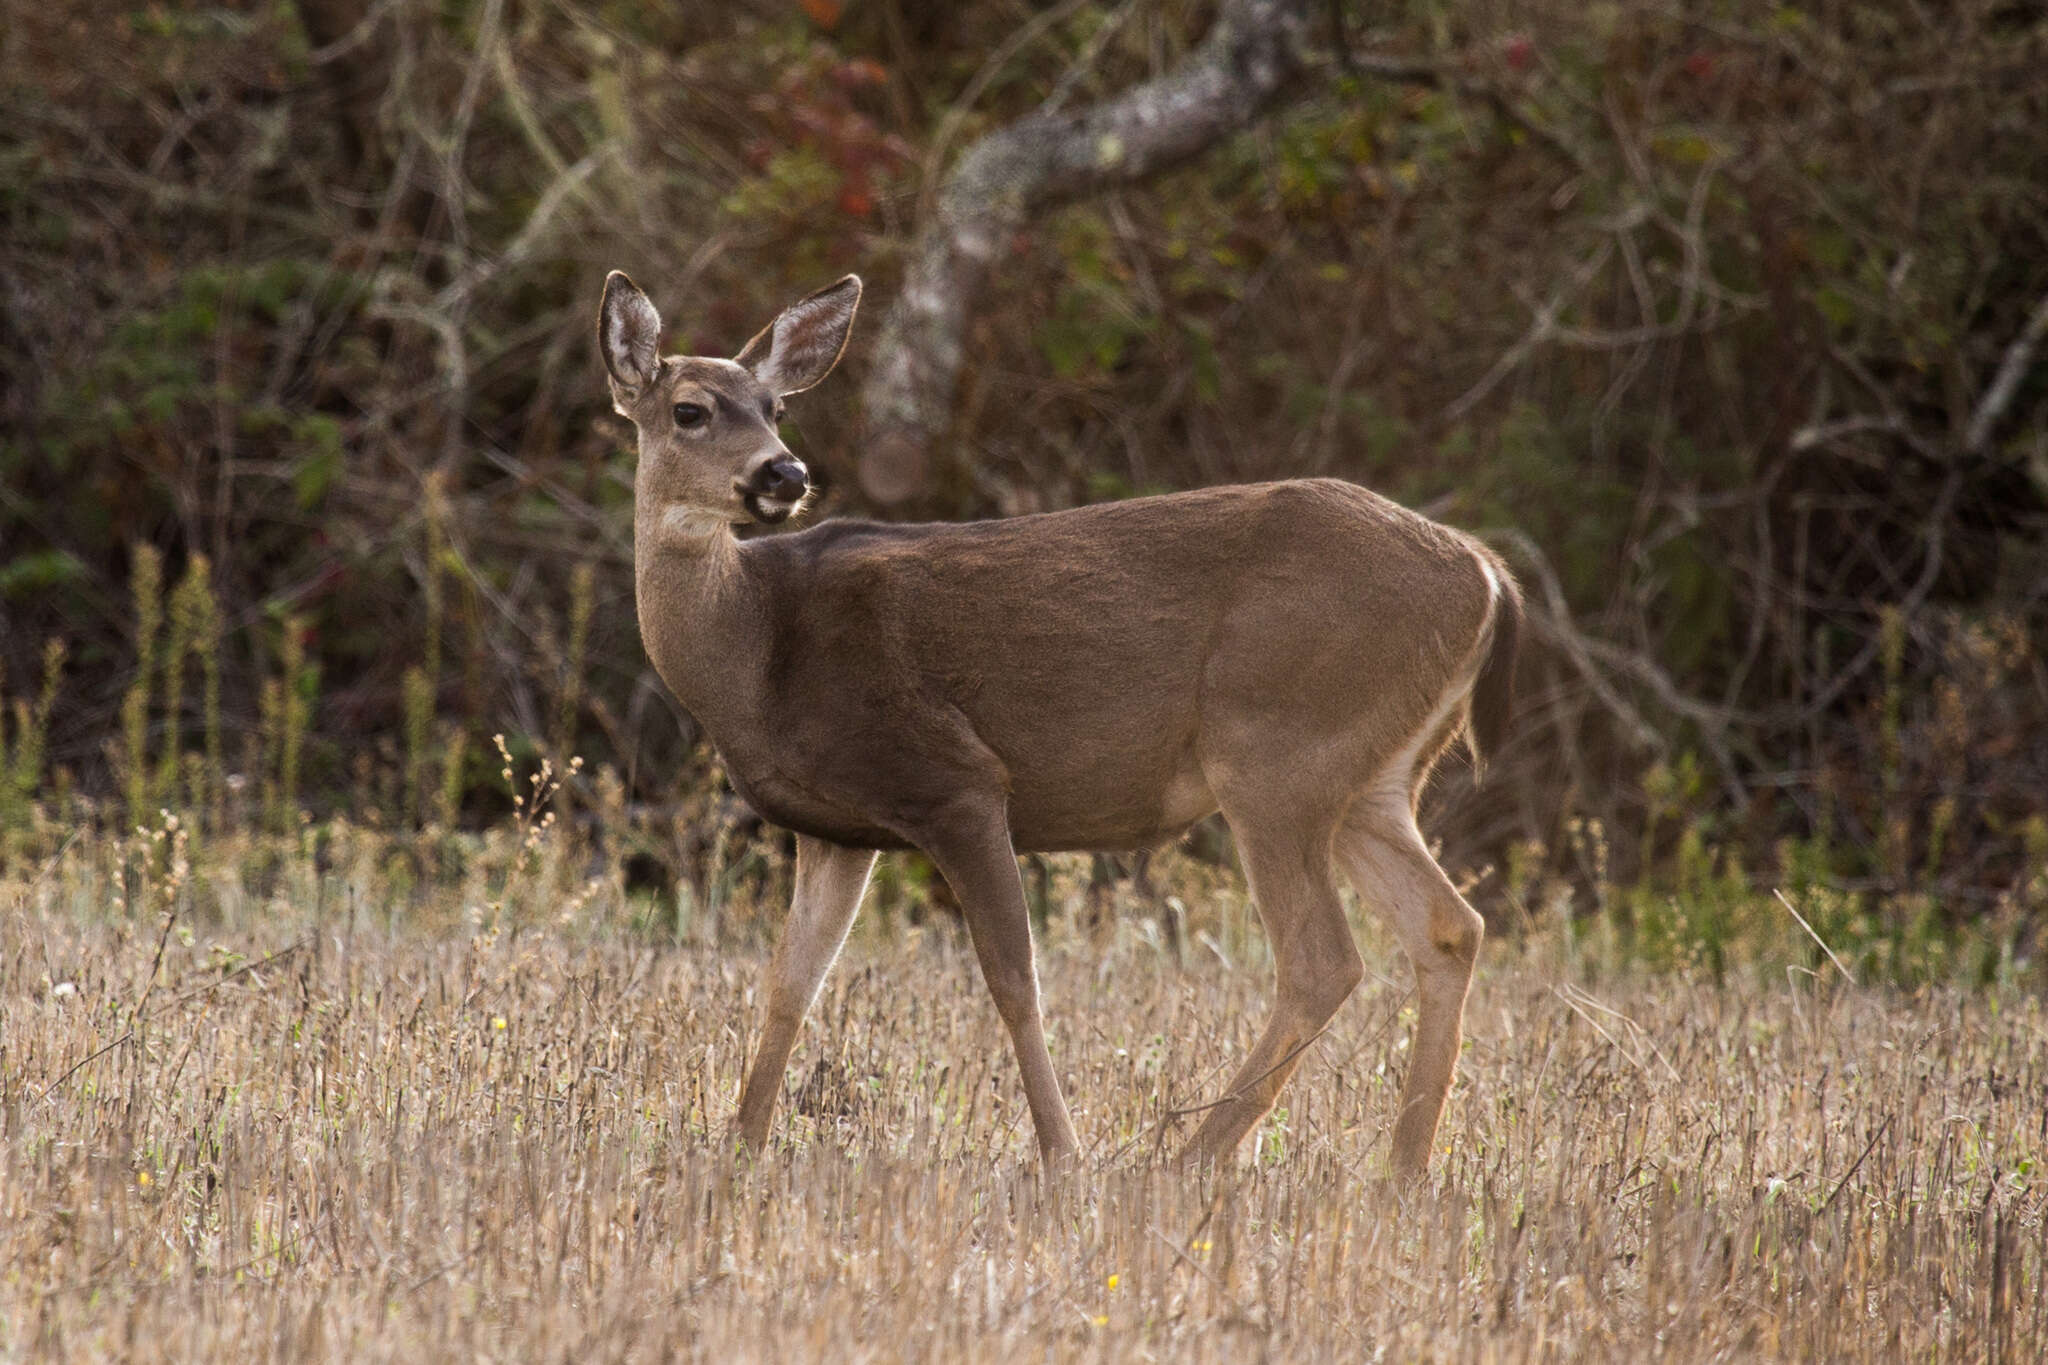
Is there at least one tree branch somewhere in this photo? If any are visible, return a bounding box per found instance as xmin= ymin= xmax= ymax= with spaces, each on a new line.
xmin=294 ymin=0 xmax=397 ymax=174
xmin=1965 ymin=288 xmax=2048 ymax=457
xmin=858 ymin=0 xmax=1321 ymax=504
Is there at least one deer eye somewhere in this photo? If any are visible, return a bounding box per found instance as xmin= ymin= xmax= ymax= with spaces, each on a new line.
xmin=672 ymin=402 xmax=709 ymax=430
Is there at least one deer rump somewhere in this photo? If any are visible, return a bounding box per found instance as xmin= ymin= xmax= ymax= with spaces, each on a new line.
xmin=707 ymin=477 xmax=1504 ymax=856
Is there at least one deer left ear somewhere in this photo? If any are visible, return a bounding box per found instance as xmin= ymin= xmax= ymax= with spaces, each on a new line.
xmin=737 ymin=275 xmax=862 ymax=397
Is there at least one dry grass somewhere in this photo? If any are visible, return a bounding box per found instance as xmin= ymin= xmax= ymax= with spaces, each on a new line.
xmin=5 ymin=854 xmax=2044 ymax=1362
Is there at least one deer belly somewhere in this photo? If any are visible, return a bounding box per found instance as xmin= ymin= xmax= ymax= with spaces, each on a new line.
xmin=720 ymin=757 xmax=911 ymax=850
xmin=720 ymin=739 xmax=1213 ymax=855
xmin=1007 ymin=762 xmax=1216 ymax=853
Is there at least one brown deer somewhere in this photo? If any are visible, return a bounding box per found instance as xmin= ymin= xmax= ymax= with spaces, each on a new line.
xmin=597 ymin=269 xmax=1521 ymax=1178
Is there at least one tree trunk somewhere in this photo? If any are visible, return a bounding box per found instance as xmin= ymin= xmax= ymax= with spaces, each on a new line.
xmin=857 ymin=0 xmax=1323 ymax=505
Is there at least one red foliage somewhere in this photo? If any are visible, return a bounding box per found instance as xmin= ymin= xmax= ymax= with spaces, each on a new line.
xmin=797 ymin=0 xmax=843 ymax=32
xmin=750 ymin=55 xmax=914 ymax=220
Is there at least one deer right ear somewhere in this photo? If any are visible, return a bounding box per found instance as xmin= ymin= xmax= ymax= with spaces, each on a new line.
xmin=598 ymin=271 xmax=663 ymax=410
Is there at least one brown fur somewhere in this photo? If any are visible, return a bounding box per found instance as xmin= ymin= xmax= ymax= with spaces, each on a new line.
xmin=599 ymin=270 xmax=1523 ymax=1177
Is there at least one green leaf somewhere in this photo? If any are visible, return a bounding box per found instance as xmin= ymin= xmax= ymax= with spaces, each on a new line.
xmin=1809 ymin=227 xmax=1853 ymax=274
xmin=0 ymin=549 xmax=87 ymax=599
xmin=290 ymin=414 xmax=344 ymax=510
xmin=1814 ymin=286 xmax=1857 ymax=331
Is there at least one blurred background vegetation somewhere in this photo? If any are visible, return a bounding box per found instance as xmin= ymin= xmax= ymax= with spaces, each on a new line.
xmin=1 ymin=0 xmax=2044 ymax=961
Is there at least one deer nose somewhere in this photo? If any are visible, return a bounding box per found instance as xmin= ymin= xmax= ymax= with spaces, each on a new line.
xmin=753 ymin=457 xmax=809 ymax=500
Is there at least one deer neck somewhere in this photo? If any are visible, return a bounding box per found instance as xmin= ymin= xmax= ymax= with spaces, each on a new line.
xmin=632 ymin=499 xmax=768 ymax=728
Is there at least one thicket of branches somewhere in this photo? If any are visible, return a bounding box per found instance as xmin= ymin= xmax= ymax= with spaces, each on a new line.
xmin=2 ymin=0 xmax=2044 ymax=913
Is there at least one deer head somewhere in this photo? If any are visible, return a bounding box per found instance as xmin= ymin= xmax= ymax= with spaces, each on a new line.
xmin=598 ymin=271 xmax=862 ymax=528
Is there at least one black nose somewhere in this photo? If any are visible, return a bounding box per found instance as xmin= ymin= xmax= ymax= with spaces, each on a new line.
xmin=754 ymin=458 xmax=808 ymax=500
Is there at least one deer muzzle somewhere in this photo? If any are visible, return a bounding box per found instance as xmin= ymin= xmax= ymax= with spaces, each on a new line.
xmin=738 ymin=455 xmax=810 ymax=524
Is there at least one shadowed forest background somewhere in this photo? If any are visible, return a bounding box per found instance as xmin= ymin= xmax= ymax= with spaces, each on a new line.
xmin=2 ymin=0 xmax=2044 ymax=959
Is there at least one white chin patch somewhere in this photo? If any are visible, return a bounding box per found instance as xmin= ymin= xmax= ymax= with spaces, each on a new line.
xmin=744 ymin=492 xmax=801 ymax=524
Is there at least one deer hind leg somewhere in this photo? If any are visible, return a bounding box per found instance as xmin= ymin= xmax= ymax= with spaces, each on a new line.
xmin=733 ymin=835 xmax=878 ymax=1151
xmin=921 ymin=803 xmax=1082 ymax=1165
xmin=1182 ymin=803 xmax=1363 ymax=1165
xmin=1334 ymin=793 xmax=1484 ymax=1180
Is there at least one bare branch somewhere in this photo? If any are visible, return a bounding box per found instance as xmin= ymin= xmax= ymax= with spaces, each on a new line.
xmin=1337 ymin=51 xmax=1595 ymax=174
xmin=858 ymin=0 xmax=1321 ymax=504
xmin=1489 ymin=528 xmax=1664 ymax=756
xmin=916 ymin=0 xmax=1097 ymax=214
xmin=1790 ymin=413 xmax=1908 ymax=455
xmin=293 ymin=0 xmax=396 ymax=173
xmin=1785 ymin=468 xmax=1962 ymax=724
xmin=1436 ymin=243 xmax=1613 ymax=428
xmin=1493 ymin=527 xmax=1754 ymax=808
xmin=1966 ymin=288 xmax=2048 ymax=456
xmin=441 ymin=147 xmax=611 ymax=308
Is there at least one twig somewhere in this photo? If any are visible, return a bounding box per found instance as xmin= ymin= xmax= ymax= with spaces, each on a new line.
xmin=132 ymin=903 xmax=181 ymax=1018
xmin=1042 ymin=0 xmax=1141 ymax=115
xmin=1552 ymin=984 xmax=1681 ymax=1082
xmin=436 ymin=0 xmax=506 ymax=253
xmin=1820 ymin=1115 xmax=1892 ymax=1212
xmin=1490 ymin=527 xmax=1662 ymax=754
xmin=1160 ymin=1025 xmax=1332 ymax=1119
xmin=202 ymin=1213 xmax=335 ymax=1283
xmin=22 ymin=829 xmax=82 ymax=899
xmin=918 ymin=0 xmax=1096 ymax=217
xmin=159 ymin=936 xmax=314 ymax=1011
xmin=26 ymin=1031 xmax=135 ymax=1108
xmin=1437 ymin=242 xmax=1613 ymax=428
xmin=1332 ymin=41 xmax=1594 ymax=173
xmin=24 ymin=909 xmax=307 ymax=1110
xmin=1772 ymin=888 xmax=1858 ymax=985
xmin=1108 ymin=1019 xmax=1336 ymax=1164
xmin=1150 ymin=1226 xmax=1229 ymax=1294
xmin=1791 ymin=413 xmax=1910 ymax=454
xmin=306 ymin=0 xmax=398 ymax=66
xmin=1494 ymin=528 xmax=1760 ymax=806
xmin=439 ymin=146 xmax=611 ymax=309
xmin=1788 ymin=467 xmax=1961 ymax=724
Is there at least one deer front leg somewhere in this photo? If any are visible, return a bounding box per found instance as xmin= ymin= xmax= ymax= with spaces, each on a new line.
xmin=732 ymin=836 xmax=878 ymax=1151
xmin=922 ymin=807 xmax=1082 ymax=1165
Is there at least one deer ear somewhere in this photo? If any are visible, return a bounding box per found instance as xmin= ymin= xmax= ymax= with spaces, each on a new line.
xmin=598 ymin=271 xmax=662 ymax=407
xmin=736 ymin=275 xmax=862 ymax=396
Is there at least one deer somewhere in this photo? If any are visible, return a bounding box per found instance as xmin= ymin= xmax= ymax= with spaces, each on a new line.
xmin=597 ymin=268 xmax=1522 ymax=1179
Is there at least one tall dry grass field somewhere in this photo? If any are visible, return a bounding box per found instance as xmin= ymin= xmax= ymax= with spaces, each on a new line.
xmin=4 ymin=848 xmax=2044 ymax=1362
